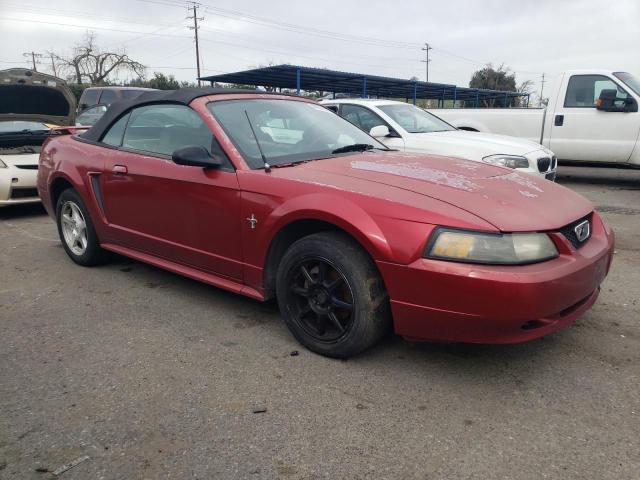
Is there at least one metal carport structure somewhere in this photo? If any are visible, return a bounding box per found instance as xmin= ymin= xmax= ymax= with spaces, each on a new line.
xmin=200 ymin=64 xmax=528 ymax=108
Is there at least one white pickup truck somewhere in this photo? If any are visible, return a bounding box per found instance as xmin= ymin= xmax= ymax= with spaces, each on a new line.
xmin=430 ymin=70 xmax=640 ymax=167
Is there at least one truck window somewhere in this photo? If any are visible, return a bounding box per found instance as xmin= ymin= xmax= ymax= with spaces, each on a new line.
xmin=564 ymin=75 xmax=628 ymax=108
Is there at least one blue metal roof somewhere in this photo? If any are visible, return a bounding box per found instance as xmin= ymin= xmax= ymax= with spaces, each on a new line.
xmin=199 ymin=64 xmax=527 ymax=107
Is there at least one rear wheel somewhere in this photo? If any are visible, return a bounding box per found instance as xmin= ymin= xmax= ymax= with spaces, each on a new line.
xmin=56 ymin=189 xmax=107 ymax=266
xmin=276 ymin=232 xmax=391 ymax=358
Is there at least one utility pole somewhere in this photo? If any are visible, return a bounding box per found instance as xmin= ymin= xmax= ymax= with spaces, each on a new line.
xmin=539 ymin=73 xmax=546 ymax=107
xmin=187 ymin=1 xmax=203 ymax=87
xmin=48 ymin=53 xmax=57 ymax=77
xmin=421 ymin=43 xmax=432 ymax=82
xmin=23 ymin=51 xmax=43 ymax=71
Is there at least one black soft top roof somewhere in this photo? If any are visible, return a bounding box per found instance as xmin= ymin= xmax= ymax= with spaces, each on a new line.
xmin=80 ymin=87 xmax=280 ymax=142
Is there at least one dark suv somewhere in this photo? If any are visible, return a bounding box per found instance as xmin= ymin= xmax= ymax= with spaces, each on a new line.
xmin=77 ymin=86 xmax=156 ymax=115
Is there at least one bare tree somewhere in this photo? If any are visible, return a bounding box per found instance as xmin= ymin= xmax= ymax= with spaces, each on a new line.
xmin=54 ymin=33 xmax=145 ymax=85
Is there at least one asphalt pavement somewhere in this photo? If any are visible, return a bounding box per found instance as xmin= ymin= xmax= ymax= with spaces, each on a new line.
xmin=1 ymin=166 xmax=639 ymax=479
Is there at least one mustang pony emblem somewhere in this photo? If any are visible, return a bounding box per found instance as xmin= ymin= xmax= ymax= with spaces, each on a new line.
xmin=574 ymin=219 xmax=590 ymax=243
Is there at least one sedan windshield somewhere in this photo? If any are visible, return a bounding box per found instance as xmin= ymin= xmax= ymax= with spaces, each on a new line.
xmin=614 ymin=72 xmax=640 ymax=96
xmin=208 ymin=99 xmax=386 ymax=169
xmin=377 ymin=104 xmax=456 ymax=133
xmin=0 ymin=120 xmax=49 ymax=134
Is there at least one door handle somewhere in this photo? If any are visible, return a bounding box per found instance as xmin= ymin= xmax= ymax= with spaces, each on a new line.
xmin=112 ymin=165 xmax=128 ymax=174
xmin=554 ymin=114 xmax=564 ymax=126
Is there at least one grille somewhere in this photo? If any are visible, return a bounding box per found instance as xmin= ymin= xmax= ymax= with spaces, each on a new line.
xmin=15 ymin=165 xmax=38 ymax=170
xmin=537 ymin=157 xmax=551 ymax=172
xmin=559 ymin=214 xmax=592 ymax=248
xmin=10 ymin=187 xmax=39 ymax=199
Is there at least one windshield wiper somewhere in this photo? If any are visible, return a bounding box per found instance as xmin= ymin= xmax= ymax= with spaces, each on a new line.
xmin=331 ymin=143 xmax=376 ymax=154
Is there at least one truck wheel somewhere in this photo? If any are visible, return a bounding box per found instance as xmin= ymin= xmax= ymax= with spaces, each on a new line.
xmin=276 ymin=232 xmax=391 ymax=358
xmin=56 ymin=188 xmax=107 ymax=266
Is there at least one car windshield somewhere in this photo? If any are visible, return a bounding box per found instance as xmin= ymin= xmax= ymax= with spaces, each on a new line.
xmin=614 ymin=72 xmax=640 ymax=96
xmin=377 ymin=104 xmax=456 ymax=133
xmin=208 ymin=99 xmax=386 ymax=169
xmin=0 ymin=120 xmax=49 ymax=134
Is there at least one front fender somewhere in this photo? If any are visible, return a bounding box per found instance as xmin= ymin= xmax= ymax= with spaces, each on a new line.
xmin=266 ymin=192 xmax=394 ymax=262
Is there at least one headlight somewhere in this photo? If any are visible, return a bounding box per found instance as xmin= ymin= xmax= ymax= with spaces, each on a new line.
xmin=425 ymin=228 xmax=558 ymax=265
xmin=0 ymin=158 xmax=7 ymax=168
xmin=482 ymin=154 xmax=529 ymax=169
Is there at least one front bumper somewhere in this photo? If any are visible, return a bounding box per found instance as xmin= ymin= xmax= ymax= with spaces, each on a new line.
xmin=377 ymin=213 xmax=614 ymax=344
xmin=0 ymin=167 xmax=40 ymax=207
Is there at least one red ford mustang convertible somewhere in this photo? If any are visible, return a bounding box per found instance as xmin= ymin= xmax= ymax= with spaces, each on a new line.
xmin=38 ymin=90 xmax=614 ymax=358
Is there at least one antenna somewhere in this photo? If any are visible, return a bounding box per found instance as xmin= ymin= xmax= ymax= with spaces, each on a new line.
xmin=244 ymin=110 xmax=270 ymax=172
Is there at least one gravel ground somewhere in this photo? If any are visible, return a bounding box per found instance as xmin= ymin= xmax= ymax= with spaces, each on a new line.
xmin=0 ymin=166 xmax=638 ymax=480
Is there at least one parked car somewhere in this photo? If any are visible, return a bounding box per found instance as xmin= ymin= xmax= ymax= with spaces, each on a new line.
xmin=38 ymin=89 xmax=614 ymax=358
xmin=321 ymin=99 xmax=557 ymax=180
xmin=0 ymin=68 xmax=75 ymax=207
xmin=77 ymin=86 xmax=155 ymax=115
xmin=429 ymin=70 xmax=640 ymax=167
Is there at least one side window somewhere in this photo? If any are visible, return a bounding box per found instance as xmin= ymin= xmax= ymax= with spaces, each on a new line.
xmin=99 ymin=90 xmax=118 ymax=105
xmin=76 ymin=105 xmax=107 ymax=127
xmin=564 ymin=75 xmax=629 ymax=108
xmin=121 ymin=104 xmax=225 ymax=161
xmin=101 ymin=113 xmax=130 ymax=147
xmin=340 ymin=104 xmax=386 ymax=132
xmin=79 ymin=89 xmax=99 ymax=109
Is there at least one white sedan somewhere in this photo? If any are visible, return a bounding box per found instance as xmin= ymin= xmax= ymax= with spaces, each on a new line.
xmin=320 ymin=98 xmax=557 ymax=180
xmin=0 ymin=120 xmax=50 ymax=207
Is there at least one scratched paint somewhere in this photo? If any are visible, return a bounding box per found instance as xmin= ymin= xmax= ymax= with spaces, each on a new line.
xmin=492 ymin=172 xmax=544 ymax=193
xmin=350 ymin=159 xmax=483 ymax=192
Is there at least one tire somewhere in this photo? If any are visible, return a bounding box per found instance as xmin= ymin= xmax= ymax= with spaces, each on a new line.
xmin=276 ymin=231 xmax=391 ymax=358
xmin=56 ymin=188 xmax=108 ymax=266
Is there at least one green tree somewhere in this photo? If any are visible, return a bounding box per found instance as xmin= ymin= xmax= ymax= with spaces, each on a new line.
xmin=470 ymin=63 xmax=516 ymax=91
xmin=470 ymin=64 xmax=533 ymax=107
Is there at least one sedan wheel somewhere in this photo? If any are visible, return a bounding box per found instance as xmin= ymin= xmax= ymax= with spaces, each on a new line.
xmin=289 ymin=257 xmax=355 ymax=343
xmin=60 ymin=201 xmax=88 ymax=256
xmin=56 ymin=188 xmax=107 ymax=266
xmin=276 ymin=232 xmax=391 ymax=358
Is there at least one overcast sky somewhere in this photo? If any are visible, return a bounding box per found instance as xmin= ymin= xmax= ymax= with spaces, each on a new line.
xmin=1 ymin=0 xmax=639 ymax=98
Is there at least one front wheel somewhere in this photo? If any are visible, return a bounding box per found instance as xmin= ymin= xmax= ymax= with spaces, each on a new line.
xmin=56 ymin=188 xmax=107 ymax=266
xmin=276 ymin=232 xmax=391 ymax=358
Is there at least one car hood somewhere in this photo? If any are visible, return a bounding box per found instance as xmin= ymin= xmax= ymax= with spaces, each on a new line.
xmin=282 ymin=152 xmax=592 ymax=232
xmin=403 ymin=130 xmax=546 ymax=160
xmin=0 ymin=69 xmax=76 ymax=126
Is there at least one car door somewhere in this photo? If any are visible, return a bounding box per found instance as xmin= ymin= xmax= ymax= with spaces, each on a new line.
xmin=98 ymin=104 xmax=243 ymax=280
xmin=338 ymin=104 xmax=405 ymax=150
xmin=549 ymin=74 xmax=640 ymax=162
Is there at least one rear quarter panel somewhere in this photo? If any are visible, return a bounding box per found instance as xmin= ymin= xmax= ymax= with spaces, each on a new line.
xmin=38 ymin=135 xmax=107 ymax=233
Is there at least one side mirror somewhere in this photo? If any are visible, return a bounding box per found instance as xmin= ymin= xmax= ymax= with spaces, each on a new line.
xmin=369 ymin=125 xmax=390 ymax=138
xmin=595 ymin=89 xmax=636 ymax=112
xmin=172 ymin=145 xmax=222 ymax=168
xmin=596 ymin=89 xmax=618 ymax=111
